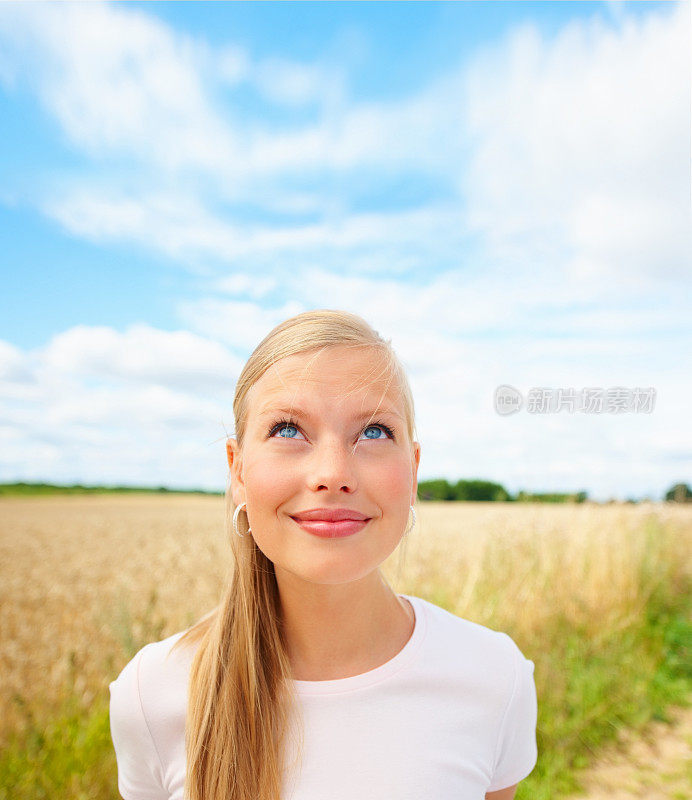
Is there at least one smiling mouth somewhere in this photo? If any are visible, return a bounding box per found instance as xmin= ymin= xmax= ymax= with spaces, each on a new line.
xmin=289 ymin=516 xmax=371 ymax=538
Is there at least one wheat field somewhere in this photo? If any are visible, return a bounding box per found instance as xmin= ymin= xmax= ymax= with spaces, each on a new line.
xmin=1 ymin=494 xmax=690 ymax=755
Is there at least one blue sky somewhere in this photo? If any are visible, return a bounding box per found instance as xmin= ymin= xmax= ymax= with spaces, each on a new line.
xmin=0 ymin=1 xmax=689 ymax=499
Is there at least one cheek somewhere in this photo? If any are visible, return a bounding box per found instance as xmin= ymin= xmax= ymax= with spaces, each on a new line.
xmin=363 ymin=456 xmax=412 ymax=500
xmin=244 ymin=453 xmax=297 ymax=510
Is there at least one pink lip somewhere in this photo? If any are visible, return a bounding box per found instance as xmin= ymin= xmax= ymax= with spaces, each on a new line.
xmin=290 ymin=508 xmax=372 ymax=539
xmin=291 ymin=507 xmax=370 ymax=522
xmin=291 ymin=518 xmax=370 ymax=538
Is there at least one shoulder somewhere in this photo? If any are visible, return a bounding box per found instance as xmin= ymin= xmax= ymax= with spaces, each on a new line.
xmin=110 ymin=630 xmax=193 ymax=692
xmin=108 ymin=631 xmax=196 ymax=798
xmin=411 ymin=595 xmax=533 ymax=702
xmin=109 ymin=630 xmax=197 ymax=747
xmin=415 ymin=595 xmax=527 ymax=663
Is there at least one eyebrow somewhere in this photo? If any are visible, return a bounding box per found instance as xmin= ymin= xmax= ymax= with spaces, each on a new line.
xmin=258 ymin=405 xmax=403 ymax=421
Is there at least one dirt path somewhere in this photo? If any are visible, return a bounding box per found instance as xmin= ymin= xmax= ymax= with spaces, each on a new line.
xmin=565 ymin=704 xmax=692 ymax=799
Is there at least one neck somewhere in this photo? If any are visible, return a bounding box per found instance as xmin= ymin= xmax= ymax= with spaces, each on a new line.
xmin=275 ymin=568 xmax=414 ymax=681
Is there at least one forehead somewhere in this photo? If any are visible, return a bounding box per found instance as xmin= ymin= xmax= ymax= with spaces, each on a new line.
xmin=248 ymin=346 xmax=402 ymax=413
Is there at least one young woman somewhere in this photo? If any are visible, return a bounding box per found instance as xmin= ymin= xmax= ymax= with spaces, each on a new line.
xmin=109 ymin=309 xmax=538 ymax=800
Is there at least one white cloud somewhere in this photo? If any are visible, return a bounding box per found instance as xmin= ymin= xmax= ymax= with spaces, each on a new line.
xmin=0 ymin=341 xmax=33 ymax=383
xmin=0 ymin=327 xmax=238 ymax=490
xmin=4 ymin=0 xmax=687 ymax=294
xmin=0 ymin=2 xmax=367 ymax=177
xmin=214 ymin=273 xmax=278 ymax=299
xmin=42 ymin=188 xmax=242 ymax=263
xmin=42 ymin=186 xmax=465 ymax=267
xmin=0 ymin=1 xmax=239 ymax=172
xmin=462 ymin=2 xmax=691 ymax=283
xmin=217 ymin=45 xmax=249 ymax=86
xmin=177 ymin=299 xmax=305 ymax=352
xmin=253 ymin=57 xmax=344 ymax=108
xmin=39 ymin=323 xmax=243 ymax=393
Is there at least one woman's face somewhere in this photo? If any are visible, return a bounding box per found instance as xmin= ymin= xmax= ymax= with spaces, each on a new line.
xmin=227 ymin=345 xmax=420 ymax=586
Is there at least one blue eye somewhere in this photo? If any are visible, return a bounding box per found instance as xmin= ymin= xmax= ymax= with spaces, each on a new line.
xmin=360 ymin=424 xmax=392 ymax=440
xmin=278 ymin=425 xmax=298 ymax=438
xmin=268 ymin=419 xmax=306 ymax=440
xmin=363 ymin=422 xmax=395 ymax=441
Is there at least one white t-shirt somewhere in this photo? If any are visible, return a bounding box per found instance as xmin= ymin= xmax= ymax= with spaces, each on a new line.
xmin=109 ymin=593 xmax=538 ymax=799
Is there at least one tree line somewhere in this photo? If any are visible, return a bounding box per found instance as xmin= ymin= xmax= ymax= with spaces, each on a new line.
xmin=416 ymin=479 xmax=587 ymax=503
xmin=0 ymin=481 xmax=689 ymax=502
xmin=417 ymin=479 xmax=692 ymax=503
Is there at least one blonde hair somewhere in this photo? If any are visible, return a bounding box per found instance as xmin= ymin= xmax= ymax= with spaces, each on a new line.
xmin=171 ymin=308 xmax=418 ymax=800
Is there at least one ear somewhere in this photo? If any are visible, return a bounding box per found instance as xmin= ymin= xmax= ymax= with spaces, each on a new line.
xmin=226 ymin=438 xmax=246 ymax=507
xmin=410 ymin=441 xmax=421 ymax=505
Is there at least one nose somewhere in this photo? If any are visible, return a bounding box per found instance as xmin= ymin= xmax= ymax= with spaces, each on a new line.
xmin=307 ymin=435 xmax=358 ymax=493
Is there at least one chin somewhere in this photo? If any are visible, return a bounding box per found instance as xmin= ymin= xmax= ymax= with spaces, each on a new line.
xmin=288 ymin=557 xmax=377 ymax=586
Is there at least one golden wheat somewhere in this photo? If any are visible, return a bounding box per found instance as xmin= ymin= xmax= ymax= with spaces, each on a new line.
xmin=1 ymin=495 xmax=689 ymax=745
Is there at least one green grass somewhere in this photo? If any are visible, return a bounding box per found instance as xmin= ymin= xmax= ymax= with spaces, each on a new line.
xmin=0 ymin=592 xmax=174 ymax=800
xmin=0 ymin=694 xmax=115 ymax=800
xmin=515 ymin=591 xmax=691 ymax=799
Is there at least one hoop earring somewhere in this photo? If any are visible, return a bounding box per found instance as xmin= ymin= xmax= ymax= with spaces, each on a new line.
xmin=403 ymin=504 xmax=416 ymax=537
xmin=233 ymin=501 xmax=252 ymax=537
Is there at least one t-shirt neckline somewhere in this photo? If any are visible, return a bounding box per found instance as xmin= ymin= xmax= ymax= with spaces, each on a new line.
xmin=291 ymin=593 xmax=427 ymax=696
